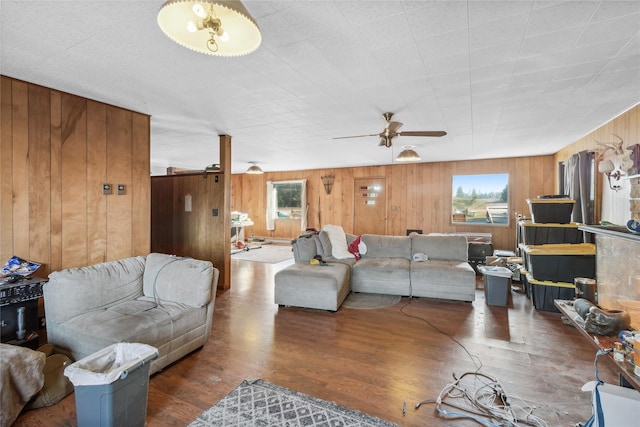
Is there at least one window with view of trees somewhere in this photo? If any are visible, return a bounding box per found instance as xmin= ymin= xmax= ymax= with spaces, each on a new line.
xmin=273 ymin=181 xmax=303 ymax=219
xmin=452 ymin=173 xmax=509 ymax=225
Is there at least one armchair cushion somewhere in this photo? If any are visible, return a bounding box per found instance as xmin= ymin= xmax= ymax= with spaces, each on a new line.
xmin=46 ymin=256 xmax=146 ymax=324
xmin=142 ymin=253 xmax=213 ymax=307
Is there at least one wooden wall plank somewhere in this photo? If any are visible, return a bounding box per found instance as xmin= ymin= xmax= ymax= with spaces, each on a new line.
xmin=28 ymin=84 xmax=51 ymax=274
xmin=106 ymin=106 xmax=132 ymax=261
xmin=11 ymin=80 xmax=30 ymax=258
xmin=0 ymin=77 xmax=13 ymax=262
xmin=132 ymin=112 xmax=151 ymax=256
xmin=50 ymin=91 xmax=62 ymax=273
xmin=60 ymin=93 xmax=88 ymax=268
xmin=86 ymin=100 xmax=107 ymax=265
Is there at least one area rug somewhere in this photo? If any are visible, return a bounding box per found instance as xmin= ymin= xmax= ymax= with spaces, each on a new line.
xmin=231 ymin=244 xmax=293 ymax=263
xmin=188 ymin=379 xmax=398 ymax=427
xmin=342 ymin=292 xmax=401 ymax=309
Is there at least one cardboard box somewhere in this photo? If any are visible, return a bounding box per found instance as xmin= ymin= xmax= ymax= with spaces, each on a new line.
xmin=582 ymin=381 xmax=640 ymax=427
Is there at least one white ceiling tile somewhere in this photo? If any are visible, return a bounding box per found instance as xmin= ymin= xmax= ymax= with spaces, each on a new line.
xmin=469 ymin=11 xmax=529 ymax=50
xmin=525 ymin=1 xmax=599 ymax=37
xmin=520 ymin=27 xmax=583 ymax=57
xmin=577 ymin=13 xmax=640 ymax=46
xmin=468 ymin=0 xmax=534 ymax=26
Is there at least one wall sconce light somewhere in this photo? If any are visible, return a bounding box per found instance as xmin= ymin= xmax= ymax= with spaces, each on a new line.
xmin=598 ymin=159 xmax=625 ymax=191
xmin=321 ymin=175 xmax=335 ymax=195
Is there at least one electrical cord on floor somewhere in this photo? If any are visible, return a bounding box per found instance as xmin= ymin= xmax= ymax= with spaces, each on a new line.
xmin=399 ymin=297 xmax=483 ymax=371
xmin=400 ymin=298 xmax=548 ymax=426
xmin=415 ymin=371 xmax=548 ymax=427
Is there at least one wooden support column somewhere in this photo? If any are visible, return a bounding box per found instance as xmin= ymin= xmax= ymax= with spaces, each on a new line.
xmin=218 ymin=134 xmax=232 ymax=289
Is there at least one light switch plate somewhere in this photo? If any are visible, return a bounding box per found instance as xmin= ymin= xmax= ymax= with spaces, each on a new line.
xmin=117 ymin=184 xmax=126 ymax=195
xmin=102 ymin=183 xmax=112 ymax=195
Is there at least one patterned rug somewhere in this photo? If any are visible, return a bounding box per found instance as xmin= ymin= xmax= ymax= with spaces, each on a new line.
xmin=342 ymin=292 xmax=402 ymax=309
xmin=188 ymin=379 xmax=398 ymax=427
xmin=231 ymin=244 xmax=293 ymax=263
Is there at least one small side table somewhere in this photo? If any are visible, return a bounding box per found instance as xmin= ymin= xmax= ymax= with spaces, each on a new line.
xmin=1 ymin=276 xmax=47 ymax=350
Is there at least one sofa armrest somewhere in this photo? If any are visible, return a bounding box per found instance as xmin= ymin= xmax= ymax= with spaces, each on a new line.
xmin=292 ymin=234 xmax=319 ymax=262
xmin=44 ymin=256 xmax=146 ymax=324
xmin=142 ymin=253 xmax=214 ymax=307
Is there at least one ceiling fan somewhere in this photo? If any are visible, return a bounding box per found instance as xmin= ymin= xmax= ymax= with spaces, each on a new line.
xmin=333 ymin=112 xmax=447 ymax=147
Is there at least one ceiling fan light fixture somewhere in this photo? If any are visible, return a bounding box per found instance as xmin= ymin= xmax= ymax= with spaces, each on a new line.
xmin=158 ymin=0 xmax=261 ymax=56
xmin=396 ymin=146 xmax=421 ymax=162
xmin=246 ymin=162 xmax=263 ymax=174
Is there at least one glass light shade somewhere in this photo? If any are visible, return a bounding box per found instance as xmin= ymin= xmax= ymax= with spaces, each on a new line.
xmin=396 ymin=148 xmax=421 ymax=162
xmin=246 ymin=164 xmax=263 ymax=174
xmin=158 ymin=0 xmax=261 ymax=56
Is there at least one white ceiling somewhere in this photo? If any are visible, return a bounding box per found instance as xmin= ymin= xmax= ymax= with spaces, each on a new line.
xmin=2 ymin=1 xmax=639 ymax=174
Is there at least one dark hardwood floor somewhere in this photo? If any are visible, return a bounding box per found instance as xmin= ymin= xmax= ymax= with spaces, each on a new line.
xmin=15 ymin=257 xmax=618 ymax=426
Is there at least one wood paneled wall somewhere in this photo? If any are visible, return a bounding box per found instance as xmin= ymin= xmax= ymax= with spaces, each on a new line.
xmin=231 ymin=156 xmax=556 ymax=251
xmin=151 ymin=174 xmax=229 ymax=288
xmin=554 ymin=104 xmax=640 ymax=224
xmin=0 ymin=76 xmax=150 ymax=276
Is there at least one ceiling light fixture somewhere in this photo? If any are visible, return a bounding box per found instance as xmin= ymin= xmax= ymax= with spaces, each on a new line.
xmin=158 ymin=1 xmax=261 ymax=56
xmin=246 ymin=162 xmax=263 ymax=174
xmin=396 ymin=146 xmax=421 ymax=162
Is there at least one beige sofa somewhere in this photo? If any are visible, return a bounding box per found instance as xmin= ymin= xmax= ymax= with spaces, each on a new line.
xmin=43 ymin=253 xmax=218 ymax=374
xmin=275 ymin=231 xmax=475 ymax=310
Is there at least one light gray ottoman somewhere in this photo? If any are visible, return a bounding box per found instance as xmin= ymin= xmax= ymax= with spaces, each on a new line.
xmin=274 ymin=262 xmax=351 ymax=311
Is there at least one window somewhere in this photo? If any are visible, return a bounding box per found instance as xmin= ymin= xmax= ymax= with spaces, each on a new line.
xmin=274 ymin=182 xmax=303 ymax=219
xmin=266 ymin=180 xmax=307 ymax=231
xmin=452 ymin=173 xmax=509 ymax=225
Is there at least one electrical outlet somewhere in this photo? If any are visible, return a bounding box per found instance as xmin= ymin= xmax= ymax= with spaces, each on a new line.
xmin=102 ymin=183 xmax=112 ymax=195
xmin=117 ymin=184 xmax=126 ymax=195
xmin=212 ymin=208 xmax=219 ymax=217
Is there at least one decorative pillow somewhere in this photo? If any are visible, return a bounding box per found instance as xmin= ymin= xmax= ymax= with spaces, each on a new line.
xmin=358 ymin=239 xmax=367 ymax=255
xmin=322 ymin=224 xmax=355 ymax=259
xmin=348 ymin=236 xmax=362 ymax=260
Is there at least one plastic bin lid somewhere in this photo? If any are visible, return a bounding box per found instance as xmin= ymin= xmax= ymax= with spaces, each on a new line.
xmin=520 ymin=221 xmax=581 ymax=228
xmin=526 ymin=198 xmax=575 ymax=205
xmin=478 ymin=266 xmax=513 ymax=277
xmin=525 ymin=272 xmax=574 ymax=288
xmin=521 ymin=243 xmax=595 ymax=255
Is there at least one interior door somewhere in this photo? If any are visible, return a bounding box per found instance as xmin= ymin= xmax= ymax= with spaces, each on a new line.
xmin=354 ymin=178 xmax=387 ymax=235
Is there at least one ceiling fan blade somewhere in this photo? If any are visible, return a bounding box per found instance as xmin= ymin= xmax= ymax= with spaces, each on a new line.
xmin=398 ymin=131 xmax=447 ymax=137
xmin=386 ymin=121 xmax=403 ymax=133
xmin=332 ymin=133 xmax=380 ymax=140
xmin=379 ymin=136 xmax=392 ymax=147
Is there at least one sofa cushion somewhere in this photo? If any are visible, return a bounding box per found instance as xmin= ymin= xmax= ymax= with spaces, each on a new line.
xmin=292 ymin=234 xmax=318 ymax=262
xmin=360 ymin=235 xmax=411 ymax=259
xmin=351 ymin=257 xmax=411 ymax=295
xmin=143 ymin=253 xmax=213 ymax=308
xmin=410 ymin=260 xmax=476 ymax=301
xmin=46 ymin=256 xmax=146 ymax=324
xmin=51 ymin=299 xmax=208 ymax=362
xmin=322 ymin=225 xmax=355 ymax=259
xmin=274 ymin=263 xmax=351 ymax=311
xmin=411 ymin=235 xmax=468 ymax=262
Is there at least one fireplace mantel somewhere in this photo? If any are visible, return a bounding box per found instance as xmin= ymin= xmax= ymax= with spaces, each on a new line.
xmin=580 ymin=225 xmax=640 ymax=330
xmin=579 ymin=225 xmax=640 ymax=243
